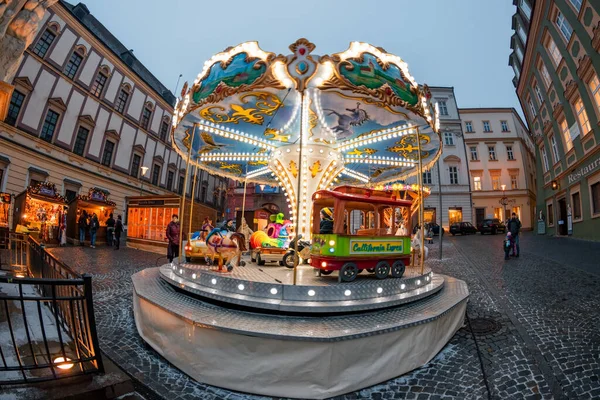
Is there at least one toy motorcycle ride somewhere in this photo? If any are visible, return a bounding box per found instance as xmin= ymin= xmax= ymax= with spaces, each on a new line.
xmin=282 ymin=235 xmax=311 ymax=269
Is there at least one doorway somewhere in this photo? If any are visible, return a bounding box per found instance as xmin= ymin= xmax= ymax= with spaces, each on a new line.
xmin=558 ymin=198 xmax=568 ymax=236
xmin=475 ymin=208 xmax=485 ymax=227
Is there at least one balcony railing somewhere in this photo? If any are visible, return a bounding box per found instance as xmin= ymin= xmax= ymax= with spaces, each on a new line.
xmin=0 ymin=233 xmax=103 ymax=384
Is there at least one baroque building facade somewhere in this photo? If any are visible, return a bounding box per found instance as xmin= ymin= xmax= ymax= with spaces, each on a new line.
xmin=408 ymin=87 xmax=473 ymax=230
xmin=509 ymin=0 xmax=600 ymax=239
xmin=459 ymin=108 xmax=537 ymax=230
xmin=0 ymin=1 xmax=227 ymax=231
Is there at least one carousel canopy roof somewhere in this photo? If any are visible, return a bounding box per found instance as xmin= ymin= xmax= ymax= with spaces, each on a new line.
xmin=172 ymin=39 xmax=441 ymax=186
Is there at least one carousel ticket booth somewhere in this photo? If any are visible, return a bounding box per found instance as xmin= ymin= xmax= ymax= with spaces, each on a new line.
xmin=13 ymin=182 xmax=68 ymax=245
xmin=67 ymin=188 xmax=116 ymax=245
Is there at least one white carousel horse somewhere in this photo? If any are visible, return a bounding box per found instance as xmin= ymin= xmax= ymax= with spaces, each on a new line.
xmin=205 ymin=230 xmax=247 ymax=272
xmin=411 ymin=228 xmax=429 ymax=260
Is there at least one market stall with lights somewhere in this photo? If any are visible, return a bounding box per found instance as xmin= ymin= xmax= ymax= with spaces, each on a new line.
xmin=133 ymin=39 xmax=468 ymax=399
xmin=66 ymin=187 xmax=116 ymax=245
xmin=13 ymin=182 xmax=68 ymax=245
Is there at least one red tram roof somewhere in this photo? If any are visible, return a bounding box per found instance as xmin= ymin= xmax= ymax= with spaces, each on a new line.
xmin=312 ymin=186 xmax=413 ymax=207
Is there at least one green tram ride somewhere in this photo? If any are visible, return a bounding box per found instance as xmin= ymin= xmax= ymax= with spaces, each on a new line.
xmin=310 ymin=186 xmax=414 ymax=282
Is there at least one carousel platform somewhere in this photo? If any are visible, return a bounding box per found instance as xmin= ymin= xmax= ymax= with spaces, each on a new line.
xmin=133 ymin=267 xmax=468 ymax=399
xmin=161 ymin=260 xmax=443 ymax=313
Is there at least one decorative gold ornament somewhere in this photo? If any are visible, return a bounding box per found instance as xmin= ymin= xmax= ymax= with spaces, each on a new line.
xmin=248 ymin=160 xmax=268 ymax=166
xmin=288 ymin=160 xmax=298 ymax=178
xmin=309 ymin=161 xmax=323 ymax=178
xmin=387 ymin=135 xmax=430 ymax=160
xmin=347 ymin=148 xmax=377 ymax=156
xmin=199 ymin=91 xmax=282 ymax=125
xmin=264 ymin=128 xmax=290 ymax=142
xmin=218 ymin=162 xmax=243 ymax=175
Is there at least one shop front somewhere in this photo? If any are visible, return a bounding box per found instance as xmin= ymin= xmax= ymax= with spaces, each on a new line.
xmin=67 ymin=188 xmax=116 ymax=245
xmin=13 ymin=182 xmax=68 ymax=245
xmin=126 ymin=196 xmax=218 ymax=253
xmin=472 ymin=192 xmax=533 ymax=230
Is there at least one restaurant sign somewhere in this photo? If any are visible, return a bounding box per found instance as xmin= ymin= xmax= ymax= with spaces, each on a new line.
xmin=349 ymin=239 xmax=404 ymax=255
xmin=567 ymin=155 xmax=600 ymax=184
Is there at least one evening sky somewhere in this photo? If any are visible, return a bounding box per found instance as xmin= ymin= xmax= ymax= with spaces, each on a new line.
xmin=79 ymin=0 xmax=522 ymax=119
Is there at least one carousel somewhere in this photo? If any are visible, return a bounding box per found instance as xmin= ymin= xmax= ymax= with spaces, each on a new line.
xmin=132 ymin=39 xmax=469 ymax=399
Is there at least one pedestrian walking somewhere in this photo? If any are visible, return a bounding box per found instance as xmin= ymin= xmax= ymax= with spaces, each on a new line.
xmin=114 ymin=215 xmax=124 ymax=250
xmin=106 ymin=213 xmax=115 ymax=247
xmin=506 ymin=212 xmax=522 ymax=257
xmin=89 ymin=213 xmax=99 ymax=248
xmin=503 ymin=232 xmax=515 ymax=260
xmin=78 ymin=210 xmax=88 ymax=246
xmin=166 ymin=214 xmax=181 ymax=264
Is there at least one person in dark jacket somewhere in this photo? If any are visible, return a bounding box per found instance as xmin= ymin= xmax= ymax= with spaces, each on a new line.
xmin=319 ymin=207 xmax=334 ymax=234
xmin=166 ymin=214 xmax=181 ymax=263
xmin=506 ymin=212 xmax=522 ymax=257
xmin=89 ymin=213 xmax=99 ymax=248
xmin=106 ymin=213 xmax=115 ymax=247
xmin=78 ymin=210 xmax=88 ymax=246
xmin=219 ymin=219 xmax=235 ymax=232
xmin=114 ymin=215 xmax=124 ymax=250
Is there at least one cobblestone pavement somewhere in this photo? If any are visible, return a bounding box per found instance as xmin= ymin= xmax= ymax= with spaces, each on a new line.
xmin=47 ymin=232 xmax=600 ymax=400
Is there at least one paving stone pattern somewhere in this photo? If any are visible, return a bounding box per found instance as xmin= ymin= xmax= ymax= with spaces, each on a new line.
xmin=47 ymin=233 xmax=600 ymax=400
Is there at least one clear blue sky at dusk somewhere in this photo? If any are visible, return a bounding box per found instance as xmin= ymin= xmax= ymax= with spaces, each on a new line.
xmin=78 ymin=0 xmax=521 ymax=114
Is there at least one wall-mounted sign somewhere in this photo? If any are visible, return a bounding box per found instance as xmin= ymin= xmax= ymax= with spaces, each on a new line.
xmin=567 ymin=154 xmax=600 ymax=184
xmin=138 ymin=200 xmax=165 ymax=206
xmin=38 ymin=186 xmax=55 ymax=197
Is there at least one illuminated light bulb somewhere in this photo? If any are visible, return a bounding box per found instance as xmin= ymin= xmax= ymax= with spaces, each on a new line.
xmin=54 ymin=357 xmax=74 ymax=370
xmin=377 ymin=287 xmax=383 ymax=294
xmin=400 ymin=284 xmax=406 ymax=290
xmin=211 ymin=278 xmax=217 ymax=285
xmin=344 ymin=290 xmax=351 ymax=296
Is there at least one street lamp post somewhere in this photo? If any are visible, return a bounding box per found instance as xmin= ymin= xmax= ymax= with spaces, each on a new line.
xmin=500 ymin=184 xmax=508 ymax=222
xmin=140 ymin=166 xmax=149 ymax=196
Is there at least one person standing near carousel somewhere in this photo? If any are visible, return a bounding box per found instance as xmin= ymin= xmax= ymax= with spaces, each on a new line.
xmin=78 ymin=210 xmax=88 ymax=246
xmin=166 ymin=214 xmax=181 ymax=264
xmin=237 ymin=217 xmax=254 ymax=252
xmin=89 ymin=213 xmax=99 ymax=248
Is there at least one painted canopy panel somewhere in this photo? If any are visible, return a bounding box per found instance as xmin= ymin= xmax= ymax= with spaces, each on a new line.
xmin=172 ymin=39 xmax=440 ymax=186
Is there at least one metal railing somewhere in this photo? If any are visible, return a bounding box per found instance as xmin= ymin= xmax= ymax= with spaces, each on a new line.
xmin=0 ymin=233 xmax=103 ymax=384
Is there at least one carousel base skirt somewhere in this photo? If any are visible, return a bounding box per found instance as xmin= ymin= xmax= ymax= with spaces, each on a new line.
xmin=132 ymin=268 xmax=469 ymax=399
xmin=161 ymin=259 xmax=441 ymax=313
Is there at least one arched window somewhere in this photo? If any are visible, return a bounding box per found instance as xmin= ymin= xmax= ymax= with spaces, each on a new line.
xmin=91 ymin=65 xmax=110 ymax=98
xmin=115 ymin=84 xmax=131 ymax=114
xmin=141 ymin=102 xmax=153 ymax=130
xmin=32 ymin=23 xmax=60 ymax=58
xmin=64 ymin=46 xmax=86 ymax=80
xmin=160 ymin=117 xmax=170 ymax=141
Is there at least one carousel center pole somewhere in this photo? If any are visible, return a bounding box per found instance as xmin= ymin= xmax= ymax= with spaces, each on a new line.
xmin=293 ymin=92 xmax=305 ymax=286
xmin=240 ymin=176 xmax=248 ymax=229
xmin=179 ymin=123 xmax=196 ymax=265
xmin=187 ymin=164 xmax=199 ymax=254
xmin=416 ymin=126 xmax=425 ymax=275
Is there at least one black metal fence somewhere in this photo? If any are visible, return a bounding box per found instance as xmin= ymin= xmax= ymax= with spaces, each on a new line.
xmin=0 ymin=234 xmax=103 ymax=384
